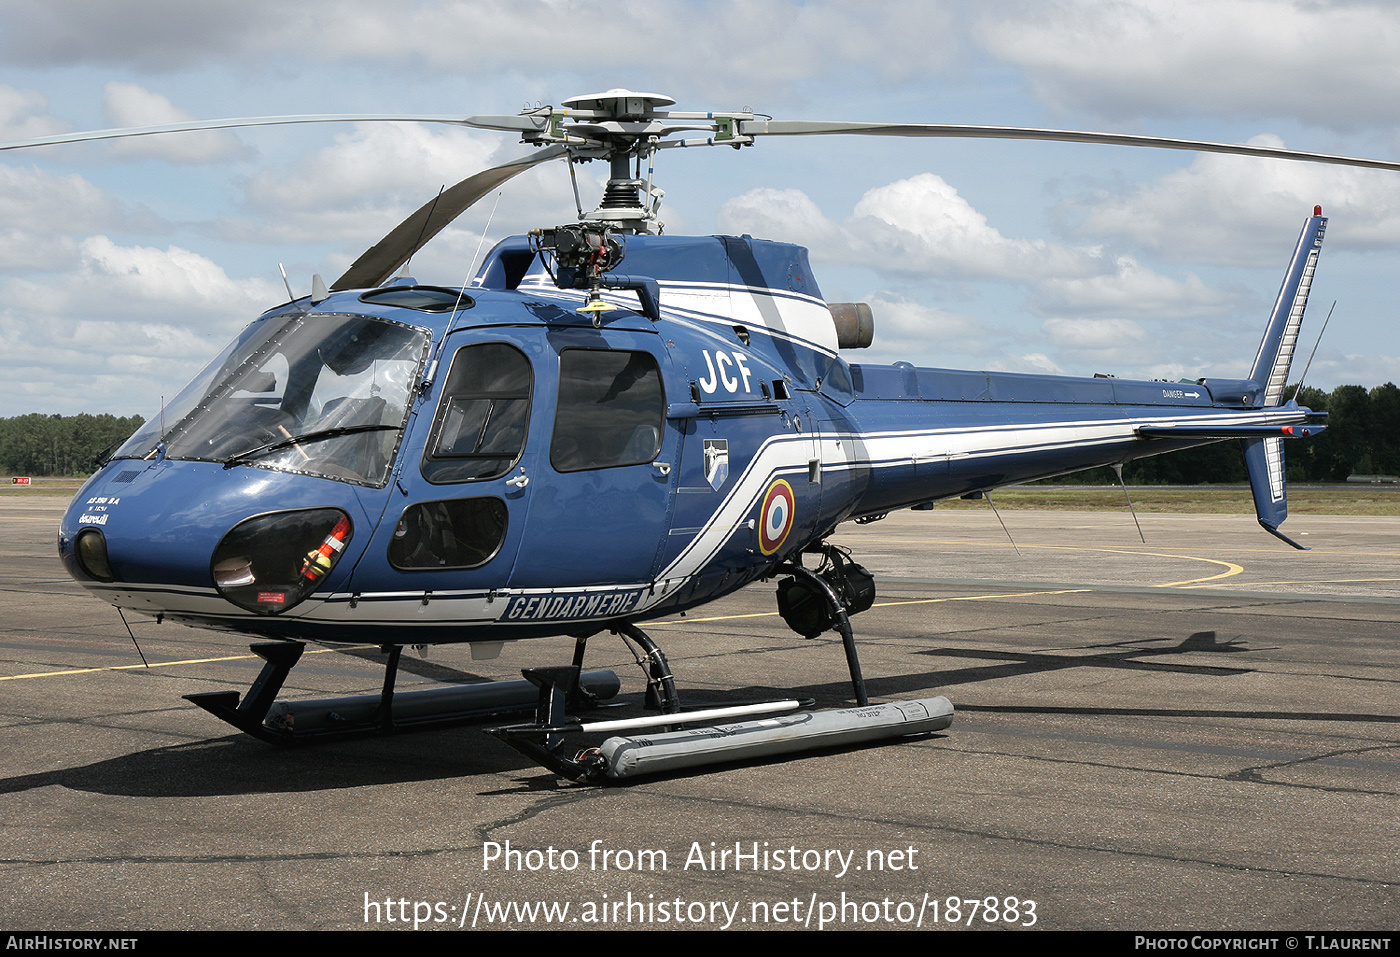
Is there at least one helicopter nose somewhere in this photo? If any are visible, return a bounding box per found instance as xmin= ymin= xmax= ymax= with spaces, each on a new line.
xmin=61 ymin=499 xmax=358 ymax=621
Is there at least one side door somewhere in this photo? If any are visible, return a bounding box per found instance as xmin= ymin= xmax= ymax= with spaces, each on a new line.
xmin=346 ymin=329 xmax=542 ymax=610
xmin=505 ymin=325 xmax=678 ymax=594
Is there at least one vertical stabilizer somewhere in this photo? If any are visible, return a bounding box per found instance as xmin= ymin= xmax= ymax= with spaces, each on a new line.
xmin=1249 ymin=208 xmax=1326 ymax=406
xmin=1241 ymin=207 xmax=1326 ymax=550
xmin=1243 ymin=435 xmax=1306 ymax=549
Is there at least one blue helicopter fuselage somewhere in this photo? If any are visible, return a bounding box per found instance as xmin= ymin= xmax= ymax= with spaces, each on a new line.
xmin=57 ymin=228 xmax=1317 ymax=648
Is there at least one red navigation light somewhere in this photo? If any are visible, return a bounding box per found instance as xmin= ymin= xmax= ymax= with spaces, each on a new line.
xmin=1314 ymin=205 xmax=1323 ymax=216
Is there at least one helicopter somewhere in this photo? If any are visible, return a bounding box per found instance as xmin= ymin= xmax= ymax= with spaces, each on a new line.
xmin=16 ymin=88 xmax=1386 ymax=781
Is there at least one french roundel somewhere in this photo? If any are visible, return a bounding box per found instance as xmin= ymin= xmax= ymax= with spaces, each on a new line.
xmin=758 ymin=479 xmax=796 ymax=556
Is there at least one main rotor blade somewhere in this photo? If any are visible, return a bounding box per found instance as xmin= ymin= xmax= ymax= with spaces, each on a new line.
xmin=330 ymin=145 xmax=567 ymax=291
xmin=0 ymin=114 xmax=509 ymax=153
xmin=743 ymin=120 xmax=1400 ymax=173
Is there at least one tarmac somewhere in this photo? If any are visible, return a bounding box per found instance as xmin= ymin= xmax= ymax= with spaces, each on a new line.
xmin=1 ymin=492 xmax=1396 ymax=931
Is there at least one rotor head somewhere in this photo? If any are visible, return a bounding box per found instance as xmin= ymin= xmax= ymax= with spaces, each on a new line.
xmin=499 ymin=89 xmax=756 ymax=233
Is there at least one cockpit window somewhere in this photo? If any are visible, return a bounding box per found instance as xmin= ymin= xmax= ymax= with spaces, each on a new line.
xmin=422 ymin=342 xmax=533 ymax=484
xmin=112 ymin=312 xmax=430 ymax=487
xmin=550 ymin=349 xmax=664 ymax=473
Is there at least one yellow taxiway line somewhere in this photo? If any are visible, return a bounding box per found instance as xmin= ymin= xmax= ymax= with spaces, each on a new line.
xmin=0 ymin=643 xmax=373 ymax=682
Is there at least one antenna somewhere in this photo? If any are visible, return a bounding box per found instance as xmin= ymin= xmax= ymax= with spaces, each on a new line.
xmin=464 ymin=191 xmax=503 ymax=288
xmin=422 ymin=191 xmax=508 ymax=392
xmin=1112 ymin=463 xmax=1147 ymax=543
xmin=1290 ymin=300 xmax=1337 ymax=403
xmin=117 ymin=608 xmax=149 ymax=667
xmin=983 ymin=491 xmax=1022 ymax=556
xmin=278 ymin=262 xmax=294 ymax=300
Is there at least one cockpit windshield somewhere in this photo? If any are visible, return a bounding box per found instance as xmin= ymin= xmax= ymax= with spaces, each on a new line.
xmin=113 ymin=312 xmax=430 ymax=486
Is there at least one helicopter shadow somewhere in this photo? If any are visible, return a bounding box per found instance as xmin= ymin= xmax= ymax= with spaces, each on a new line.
xmin=899 ymin=629 xmax=1257 ymax=691
xmin=0 ymin=718 xmax=545 ymax=800
xmin=871 ymin=629 xmax=1400 ymax=724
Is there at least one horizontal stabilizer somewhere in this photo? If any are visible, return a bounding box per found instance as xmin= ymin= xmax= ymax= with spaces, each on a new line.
xmin=1137 ymin=423 xmax=1325 ymax=440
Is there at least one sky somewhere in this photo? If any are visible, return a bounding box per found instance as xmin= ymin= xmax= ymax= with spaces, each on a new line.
xmin=2 ymin=0 xmax=1400 ymax=417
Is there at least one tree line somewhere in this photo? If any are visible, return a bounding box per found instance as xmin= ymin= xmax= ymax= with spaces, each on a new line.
xmin=0 ymin=382 xmax=1395 ymax=481
xmin=1050 ymin=382 xmax=1400 ymax=484
xmin=0 ymin=413 xmax=145 ymax=477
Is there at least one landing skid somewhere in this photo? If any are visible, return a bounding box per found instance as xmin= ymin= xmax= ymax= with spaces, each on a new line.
xmin=184 ymin=640 xmax=621 ymax=744
xmin=492 ymin=559 xmax=951 ymax=783
xmin=488 ymin=657 xmax=952 ymax=783
xmin=185 ymin=554 xmax=954 ymax=779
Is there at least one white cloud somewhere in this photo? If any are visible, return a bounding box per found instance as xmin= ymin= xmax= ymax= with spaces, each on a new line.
xmin=0 ymin=163 xmax=164 ymax=272
xmin=235 ymin=123 xmax=577 ymax=250
xmin=717 ymin=187 xmax=844 ymax=249
xmin=1065 ymin=135 xmax=1400 ymax=263
xmin=73 ymin=235 xmax=280 ymax=319
xmin=1037 ymin=316 xmax=1156 ymax=368
xmin=856 ymin=294 xmax=993 ymax=364
xmin=6 ymin=235 xmax=280 ymax=325
xmin=1308 ymin=352 xmax=1400 ymax=390
xmin=100 ymin=82 xmax=247 ymax=163
xmin=0 ymin=84 xmax=66 ymax=141
xmin=0 ymin=236 xmax=283 ymax=413
xmin=721 ymin=174 xmax=1236 ymax=320
xmin=974 ymin=0 xmax=1400 ymax=128
xmin=0 ymin=312 xmax=218 ymax=414
xmin=847 ymin=174 xmax=1100 ymax=281
xmin=0 ymin=1 xmax=286 ymax=69
xmin=987 ymin=352 xmax=1064 ymax=375
xmin=720 ymin=175 xmax=1102 ymax=281
xmin=0 ymin=2 xmax=963 ymax=98
xmin=246 ymin=123 xmax=497 ymax=213
xmin=0 ymin=164 xmax=125 ymax=230
xmin=1033 ymin=255 xmax=1235 ymax=317
xmin=1043 ymin=316 xmax=1149 ymax=350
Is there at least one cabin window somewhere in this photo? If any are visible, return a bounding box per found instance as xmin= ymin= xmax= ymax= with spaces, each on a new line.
xmin=550 ymin=349 xmax=664 ymax=472
xmin=388 ymin=498 xmax=507 ymax=570
xmin=422 ymin=342 xmax=533 ymax=483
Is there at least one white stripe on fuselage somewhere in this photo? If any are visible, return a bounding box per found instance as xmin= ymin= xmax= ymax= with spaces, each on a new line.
xmin=304 ymin=404 xmax=1307 ymax=624
xmin=99 ymin=393 xmax=1302 ymax=631
xmin=651 ymin=405 xmax=1305 ymax=593
xmin=514 ymin=278 xmax=841 ymax=356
